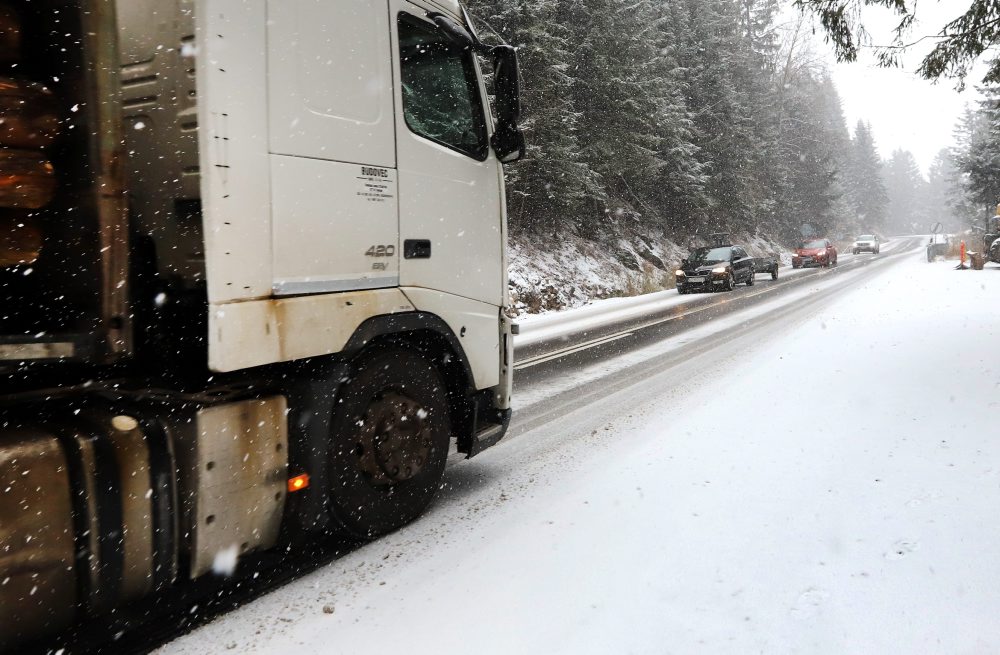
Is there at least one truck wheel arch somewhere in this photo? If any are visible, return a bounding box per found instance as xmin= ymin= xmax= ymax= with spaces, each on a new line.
xmin=343 ymin=312 xmax=477 ymax=440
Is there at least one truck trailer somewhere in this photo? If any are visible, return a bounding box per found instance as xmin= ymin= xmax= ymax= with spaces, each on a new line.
xmin=0 ymin=0 xmax=523 ymax=648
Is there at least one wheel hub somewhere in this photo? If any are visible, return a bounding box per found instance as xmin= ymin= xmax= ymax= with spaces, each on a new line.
xmin=353 ymin=392 xmax=433 ymax=485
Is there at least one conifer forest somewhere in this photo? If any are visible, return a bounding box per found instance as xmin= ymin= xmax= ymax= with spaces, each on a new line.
xmin=465 ymin=0 xmax=998 ymax=241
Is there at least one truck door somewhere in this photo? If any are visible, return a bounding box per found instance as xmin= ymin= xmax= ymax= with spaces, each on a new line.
xmin=266 ymin=0 xmax=400 ymax=296
xmin=390 ymin=2 xmax=505 ymax=307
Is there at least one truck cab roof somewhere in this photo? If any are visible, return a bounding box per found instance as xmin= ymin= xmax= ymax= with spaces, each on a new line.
xmin=424 ymin=0 xmax=464 ymax=18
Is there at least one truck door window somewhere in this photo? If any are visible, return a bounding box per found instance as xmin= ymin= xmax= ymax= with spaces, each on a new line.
xmin=397 ymin=13 xmax=488 ymax=160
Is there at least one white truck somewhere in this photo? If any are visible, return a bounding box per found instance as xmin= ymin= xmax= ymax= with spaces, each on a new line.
xmin=0 ymin=0 xmax=523 ymax=649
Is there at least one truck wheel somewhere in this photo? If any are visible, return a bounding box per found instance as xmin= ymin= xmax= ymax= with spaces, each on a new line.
xmin=327 ymin=349 xmax=451 ymax=539
xmin=771 ymin=268 xmax=778 ymax=281
xmin=746 ymin=270 xmax=755 ymax=286
xmin=725 ymin=273 xmax=735 ymax=291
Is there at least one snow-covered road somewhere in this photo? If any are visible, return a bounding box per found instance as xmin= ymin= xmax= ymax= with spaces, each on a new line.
xmin=160 ymin=250 xmax=1000 ymax=654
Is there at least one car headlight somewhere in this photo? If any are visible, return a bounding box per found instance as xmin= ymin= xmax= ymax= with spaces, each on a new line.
xmin=675 ymin=269 xmax=685 ymax=276
xmin=711 ymin=266 xmax=728 ymax=274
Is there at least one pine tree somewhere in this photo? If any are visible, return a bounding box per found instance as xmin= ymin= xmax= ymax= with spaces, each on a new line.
xmin=735 ymin=0 xmax=785 ymax=236
xmin=957 ymin=88 xmax=1000 ymax=216
xmin=845 ymin=121 xmax=889 ymax=231
xmin=465 ymin=0 xmax=603 ymax=234
xmin=925 ymin=148 xmax=966 ymax=231
xmin=946 ymin=111 xmax=984 ymax=227
xmin=773 ymin=73 xmax=841 ymax=238
xmin=552 ymin=0 xmax=675 ymax=233
xmin=647 ymin=0 xmax=710 ymax=231
xmin=883 ymin=149 xmax=928 ymax=233
xmin=671 ymin=0 xmax=764 ymax=235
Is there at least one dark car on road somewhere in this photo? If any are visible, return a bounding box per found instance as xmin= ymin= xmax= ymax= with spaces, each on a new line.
xmin=792 ymin=238 xmax=838 ymax=268
xmin=676 ymin=245 xmax=755 ymax=294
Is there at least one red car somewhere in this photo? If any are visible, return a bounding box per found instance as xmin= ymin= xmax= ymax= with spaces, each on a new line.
xmin=792 ymin=238 xmax=838 ymax=268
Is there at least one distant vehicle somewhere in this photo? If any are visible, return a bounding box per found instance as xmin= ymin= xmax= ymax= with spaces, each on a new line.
xmin=676 ymin=244 xmax=755 ymax=293
xmin=752 ymin=256 xmax=779 ymax=280
xmin=852 ymin=234 xmax=880 ymax=255
xmin=792 ymin=238 xmax=838 ymax=268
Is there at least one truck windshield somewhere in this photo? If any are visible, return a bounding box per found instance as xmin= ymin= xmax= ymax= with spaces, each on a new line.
xmin=857 ymin=235 xmax=874 ymax=241
xmin=398 ymin=14 xmax=488 ymax=160
xmin=689 ymin=247 xmax=731 ymax=265
xmin=799 ymin=240 xmax=826 ymax=249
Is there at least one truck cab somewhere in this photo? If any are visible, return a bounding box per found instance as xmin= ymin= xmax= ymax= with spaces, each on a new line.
xmin=0 ymin=1 xmax=523 ymax=649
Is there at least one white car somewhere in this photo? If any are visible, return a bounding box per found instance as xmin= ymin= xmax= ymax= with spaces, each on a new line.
xmin=852 ymin=234 xmax=880 ymax=255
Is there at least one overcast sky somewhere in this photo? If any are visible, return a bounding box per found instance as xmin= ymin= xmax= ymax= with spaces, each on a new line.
xmin=803 ymin=2 xmax=984 ymax=176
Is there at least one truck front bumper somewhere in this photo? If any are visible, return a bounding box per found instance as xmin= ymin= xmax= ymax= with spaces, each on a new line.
xmin=466 ymin=407 xmax=512 ymax=458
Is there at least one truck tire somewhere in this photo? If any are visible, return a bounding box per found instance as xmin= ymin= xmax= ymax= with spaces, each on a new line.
xmin=327 ymin=349 xmax=452 ymax=539
xmin=746 ymin=269 xmax=755 ymax=286
xmin=771 ymin=267 xmax=778 ymax=281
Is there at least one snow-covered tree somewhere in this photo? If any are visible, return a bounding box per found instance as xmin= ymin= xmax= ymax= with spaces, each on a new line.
xmin=466 ymin=0 xmax=603 ymax=234
xmin=924 ymin=148 xmax=966 ymax=232
xmin=845 ymin=121 xmax=889 ymax=231
xmin=883 ymin=149 xmax=928 ymax=233
xmin=466 ymin=0 xmax=872 ymax=245
xmin=956 ymin=89 xmax=1000 ymax=218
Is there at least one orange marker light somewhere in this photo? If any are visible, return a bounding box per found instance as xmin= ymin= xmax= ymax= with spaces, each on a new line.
xmin=287 ymin=473 xmax=310 ymax=493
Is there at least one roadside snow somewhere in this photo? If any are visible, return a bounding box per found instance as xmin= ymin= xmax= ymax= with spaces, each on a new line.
xmin=159 ymin=251 xmax=1000 ymax=654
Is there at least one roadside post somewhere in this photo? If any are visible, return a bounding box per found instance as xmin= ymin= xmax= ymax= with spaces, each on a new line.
xmin=927 ymin=222 xmax=947 ymax=262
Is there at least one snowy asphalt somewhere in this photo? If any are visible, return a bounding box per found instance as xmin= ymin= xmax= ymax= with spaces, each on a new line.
xmin=511 ymin=237 xmax=921 ymax=439
xmin=151 ymin=239 xmax=1000 ymax=654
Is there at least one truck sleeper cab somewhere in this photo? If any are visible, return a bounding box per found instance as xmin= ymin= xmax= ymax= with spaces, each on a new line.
xmin=0 ymin=0 xmax=523 ymax=649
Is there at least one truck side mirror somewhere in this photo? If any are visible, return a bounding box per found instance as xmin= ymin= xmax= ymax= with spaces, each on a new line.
xmin=428 ymin=13 xmax=525 ymax=164
xmin=490 ymin=45 xmax=525 ymax=163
